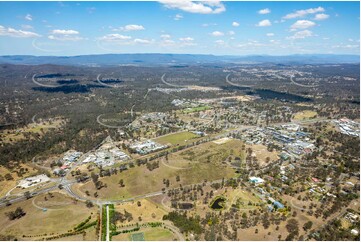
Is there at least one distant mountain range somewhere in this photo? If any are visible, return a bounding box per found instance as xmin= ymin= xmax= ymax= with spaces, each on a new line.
xmin=0 ymin=53 xmax=359 ymax=66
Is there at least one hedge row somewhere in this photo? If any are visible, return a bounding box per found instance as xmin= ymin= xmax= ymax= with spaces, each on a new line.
xmin=74 ymin=215 xmax=92 ymax=230
xmin=75 ymin=220 xmax=97 ymax=232
xmin=110 ymin=227 xmax=140 ymax=236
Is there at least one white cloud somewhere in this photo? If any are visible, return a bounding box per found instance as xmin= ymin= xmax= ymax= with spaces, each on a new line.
xmin=256 ymin=19 xmax=272 ymax=27
xmin=51 ymin=29 xmax=79 ymax=35
xmin=237 ymin=40 xmax=266 ymax=48
xmin=211 ymin=31 xmax=224 ymax=36
xmin=174 ymin=14 xmax=183 ymax=20
xmin=179 ymin=36 xmax=196 ymax=46
xmin=232 ymin=21 xmax=240 ymax=27
xmin=266 ymin=33 xmax=274 ymax=37
xmin=0 ymin=25 xmax=40 ymax=38
xmin=159 ymin=0 xmax=225 ymax=14
xmin=228 ymin=31 xmax=235 ymax=35
xmin=160 ymin=34 xmax=171 ymax=39
xmin=215 ymin=40 xmax=226 ymax=46
xmin=290 ymin=20 xmax=316 ymax=30
xmin=179 ymin=37 xmax=194 ymax=41
xmin=258 ymin=8 xmax=271 ymax=15
xmin=211 ymin=31 xmax=224 ymax=37
xmin=123 ymin=24 xmax=145 ymax=31
xmin=48 ymin=29 xmax=83 ymax=41
xmin=161 ymin=39 xmax=176 ymax=46
xmin=201 ymin=23 xmax=217 ymax=27
xmin=113 ymin=24 xmax=145 ymax=32
xmin=283 ymin=7 xmax=324 ymax=19
xmin=314 ymin=13 xmax=329 ymax=20
xmin=100 ymin=34 xmax=132 ymax=41
xmin=134 ymin=38 xmax=152 ymax=44
xmin=48 ymin=35 xmax=83 ymax=41
xmin=25 ymin=14 xmax=33 ymax=21
xmin=287 ymin=30 xmax=313 ymax=40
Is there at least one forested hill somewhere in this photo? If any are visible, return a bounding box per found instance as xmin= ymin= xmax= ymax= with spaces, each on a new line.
xmin=0 ymin=54 xmax=359 ymax=66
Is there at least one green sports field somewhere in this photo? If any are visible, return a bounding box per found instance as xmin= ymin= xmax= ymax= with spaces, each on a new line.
xmin=154 ymin=131 xmax=200 ymax=145
xmin=131 ymin=232 xmax=145 ymax=241
xmin=182 ymin=106 xmax=211 ymax=114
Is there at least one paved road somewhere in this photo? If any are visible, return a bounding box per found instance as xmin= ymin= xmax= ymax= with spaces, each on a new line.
xmin=290 ymin=75 xmax=319 ymax=88
xmin=163 ymin=221 xmax=185 ymax=241
xmin=32 ymin=74 xmax=60 ymax=88
xmin=0 ymin=185 xmax=57 ymax=208
xmin=96 ymin=114 xmax=126 ymax=129
xmin=97 ymin=74 xmax=124 ymax=88
xmin=225 ymin=73 xmax=254 ymax=88
xmin=161 ymin=73 xmax=186 ymax=88
xmin=106 ymin=205 xmax=110 ymax=241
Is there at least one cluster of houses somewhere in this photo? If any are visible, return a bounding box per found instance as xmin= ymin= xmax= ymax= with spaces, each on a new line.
xmin=141 ymin=112 xmax=166 ymax=122
xmin=17 ymin=174 xmax=50 ymax=189
xmin=53 ymin=150 xmax=83 ymax=175
xmin=333 ymin=118 xmax=359 ymax=137
xmin=279 ymin=164 xmax=295 ymax=182
xmin=238 ymin=124 xmax=315 ymax=158
xmin=286 ymin=140 xmax=315 ymax=156
xmin=82 ymin=142 xmax=129 ymax=167
xmin=248 ymin=176 xmax=285 ymax=211
xmin=153 ymin=87 xmax=190 ymax=94
xmin=304 ymin=177 xmax=343 ymax=201
xmin=344 ymin=212 xmax=359 ymax=236
xmin=171 ymin=98 xmax=200 ymax=108
xmin=240 ymin=127 xmax=266 ymax=145
xmin=62 ymin=151 xmax=83 ymax=165
xmin=129 ymin=140 xmax=167 ymax=155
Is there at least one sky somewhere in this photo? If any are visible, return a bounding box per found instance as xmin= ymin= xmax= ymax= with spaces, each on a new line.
xmin=0 ymin=0 xmax=359 ymax=56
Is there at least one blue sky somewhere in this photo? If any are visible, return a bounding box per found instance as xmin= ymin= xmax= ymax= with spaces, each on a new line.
xmin=0 ymin=1 xmax=359 ymax=56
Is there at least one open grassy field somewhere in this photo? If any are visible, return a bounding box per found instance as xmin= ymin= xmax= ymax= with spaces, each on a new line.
xmin=143 ymin=227 xmax=176 ymax=241
xmin=174 ymin=139 xmax=244 ymax=164
xmin=112 ymin=227 xmax=176 ymax=241
xmin=0 ymin=191 xmax=98 ymax=241
xmin=293 ymin=110 xmax=317 ymax=120
xmin=0 ymin=119 xmax=64 ymax=143
xmin=114 ymin=198 xmax=167 ymax=226
xmin=74 ymin=140 xmax=238 ymax=201
xmin=224 ymin=188 xmax=262 ymax=210
xmin=153 ymin=131 xmax=200 ymax=146
xmin=245 ymin=144 xmax=279 ymax=167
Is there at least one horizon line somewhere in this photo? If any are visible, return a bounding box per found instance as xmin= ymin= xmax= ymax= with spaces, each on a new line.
xmin=1 ymin=53 xmax=360 ymax=58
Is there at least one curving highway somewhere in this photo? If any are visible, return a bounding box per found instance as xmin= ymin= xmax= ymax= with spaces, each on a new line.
xmin=97 ymin=74 xmax=121 ymax=88
xmin=32 ymin=74 xmax=61 ymax=88
xmin=161 ymin=73 xmax=187 ymax=88
xmin=290 ymin=75 xmax=319 ymax=88
xmin=225 ymin=73 xmax=254 ymax=88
